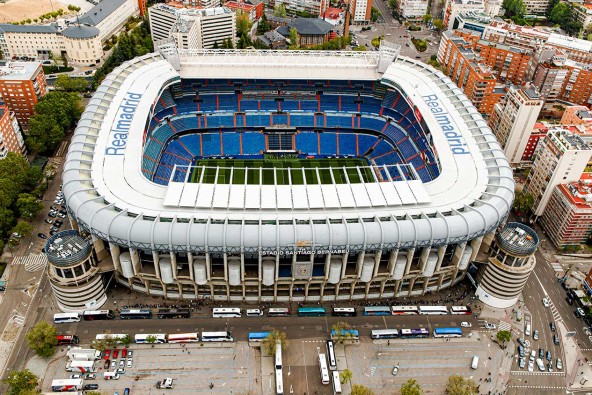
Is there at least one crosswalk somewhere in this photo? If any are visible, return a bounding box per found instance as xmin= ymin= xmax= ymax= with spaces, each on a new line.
xmin=13 ymin=254 xmax=48 ymax=272
xmin=550 ymin=262 xmax=564 ymax=274
xmin=498 ymin=321 xmax=512 ymax=332
xmin=549 ymin=303 xmax=563 ymax=324
xmin=510 ymin=371 xmax=565 ymax=376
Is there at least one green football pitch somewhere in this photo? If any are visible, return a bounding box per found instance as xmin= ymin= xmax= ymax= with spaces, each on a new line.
xmin=188 ymin=157 xmax=376 ymax=185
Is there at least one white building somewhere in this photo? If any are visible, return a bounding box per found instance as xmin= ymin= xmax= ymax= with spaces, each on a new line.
xmin=488 ymin=86 xmax=543 ymax=166
xmin=352 ymin=0 xmax=372 ymax=23
xmin=0 ymin=24 xmax=103 ymax=66
xmin=523 ymin=0 xmax=550 ymax=15
xmin=483 ymin=0 xmax=502 ymax=16
xmin=77 ymin=0 xmax=141 ymax=41
xmin=274 ymin=0 xmax=329 ymax=17
xmin=444 ymin=0 xmax=485 ymax=30
xmin=149 ymin=4 xmax=236 ymax=49
xmin=399 ymin=0 xmax=428 ymax=19
xmin=525 ymin=129 xmax=592 ymax=217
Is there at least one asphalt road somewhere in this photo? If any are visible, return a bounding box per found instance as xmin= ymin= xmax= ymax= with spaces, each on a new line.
xmin=506 ymin=240 xmax=592 ymax=394
xmin=68 ymin=313 xmax=484 ymax=344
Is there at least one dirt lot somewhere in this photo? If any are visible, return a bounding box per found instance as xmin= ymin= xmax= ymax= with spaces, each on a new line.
xmin=0 ymin=0 xmax=68 ymax=23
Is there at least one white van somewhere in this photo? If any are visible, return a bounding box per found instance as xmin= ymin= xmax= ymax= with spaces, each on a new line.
xmin=246 ymin=309 xmax=263 ymax=317
xmin=529 ymin=350 xmax=536 ymax=362
xmin=471 ymin=356 xmax=479 ymax=370
xmin=103 ymin=372 xmax=120 ymax=380
xmin=525 ymin=324 xmax=531 ymax=336
xmin=536 ymin=358 xmax=545 ymax=371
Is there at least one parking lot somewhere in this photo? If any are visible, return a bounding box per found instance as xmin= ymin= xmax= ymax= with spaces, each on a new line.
xmin=41 ymin=343 xmax=261 ymax=394
xmin=347 ymin=336 xmax=499 ymax=394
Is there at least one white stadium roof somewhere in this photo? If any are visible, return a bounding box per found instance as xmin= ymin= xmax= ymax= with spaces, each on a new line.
xmin=63 ymin=47 xmax=514 ymax=253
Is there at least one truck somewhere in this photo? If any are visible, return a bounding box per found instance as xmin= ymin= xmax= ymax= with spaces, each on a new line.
xmin=67 ymin=347 xmax=101 ymax=361
xmin=65 ymin=360 xmax=96 ymax=373
xmin=155 ymin=378 xmax=174 ymax=389
xmin=51 ymin=379 xmax=83 ymax=392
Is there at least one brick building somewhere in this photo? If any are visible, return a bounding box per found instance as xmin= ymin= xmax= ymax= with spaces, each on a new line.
xmin=540 ymin=174 xmax=592 ymax=247
xmin=0 ymin=62 xmax=47 ymax=130
xmin=0 ymin=105 xmax=25 ymax=158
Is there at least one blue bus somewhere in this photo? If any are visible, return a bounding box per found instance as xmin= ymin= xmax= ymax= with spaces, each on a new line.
xmin=248 ymin=331 xmax=271 ymax=342
xmin=433 ymin=327 xmax=463 ymax=338
xmin=363 ymin=306 xmax=391 ymax=316
xmin=330 ymin=329 xmax=360 ymax=340
xmin=298 ymin=307 xmax=327 ymax=317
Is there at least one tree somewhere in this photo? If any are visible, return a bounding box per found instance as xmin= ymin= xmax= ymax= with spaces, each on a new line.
xmin=55 ymin=75 xmax=89 ymax=92
xmin=446 ymin=375 xmax=478 ymax=395
xmin=401 ymin=379 xmax=424 ymax=395
xmin=351 ymin=384 xmax=374 ymax=395
xmin=496 ymin=330 xmax=511 ymax=349
xmin=371 ymin=7 xmax=381 ymax=22
xmin=513 ymin=190 xmax=534 ymax=215
xmin=26 ymin=321 xmax=58 ymax=358
xmin=16 ymin=193 xmax=44 ymax=220
xmin=11 ymin=221 xmax=34 ymax=240
xmin=548 ymin=2 xmax=568 ymax=24
xmin=339 ymin=369 xmax=352 ymax=384
xmin=236 ymin=13 xmax=252 ymax=38
xmin=331 ymin=321 xmax=354 ymax=343
xmin=120 ymin=334 xmax=132 ymax=347
xmin=423 ymin=14 xmax=432 ymax=23
xmin=146 ymin=335 xmax=157 ymax=344
xmin=353 ymin=45 xmax=367 ymax=51
xmin=288 ymin=27 xmax=299 ymax=49
xmin=90 ymin=339 xmax=108 ymax=352
xmin=85 ymin=392 xmax=101 ymax=395
xmin=213 ymin=41 xmax=219 ymax=49
xmin=274 ymin=4 xmax=287 ymax=17
xmin=3 ymin=369 xmax=39 ymax=395
xmin=433 ymin=18 xmax=445 ymax=31
xmin=503 ymin=0 xmax=526 ymax=17
xmin=257 ymin=13 xmax=272 ymax=34
xmin=262 ymin=328 xmax=288 ymax=356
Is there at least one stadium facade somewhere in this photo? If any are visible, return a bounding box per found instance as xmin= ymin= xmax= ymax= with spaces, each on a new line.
xmin=58 ymin=43 xmax=514 ymax=307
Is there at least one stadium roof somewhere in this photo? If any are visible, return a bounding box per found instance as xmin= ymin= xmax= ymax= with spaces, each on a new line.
xmin=63 ymin=48 xmax=514 ymax=252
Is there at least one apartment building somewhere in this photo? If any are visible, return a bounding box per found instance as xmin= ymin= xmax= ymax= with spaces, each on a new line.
xmin=149 ymin=4 xmax=236 ymax=49
xmin=561 ymin=105 xmax=592 ymax=128
xmin=0 ymin=106 xmax=25 ymax=159
xmin=540 ymin=174 xmax=592 ymax=247
xmin=483 ymin=21 xmax=550 ymax=51
xmin=523 ymin=0 xmax=549 ymax=15
xmin=351 ymin=0 xmax=373 ymax=23
xmin=523 ymin=123 xmax=548 ymax=162
xmin=274 ymin=0 xmax=329 ymax=16
xmin=489 ymin=86 xmax=543 ymax=166
xmin=0 ymin=62 xmax=47 ymax=130
xmin=226 ymin=0 xmax=264 ymax=21
xmin=529 ymin=49 xmax=569 ymax=101
xmin=524 ymin=129 xmax=592 ymax=217
xmin=399 ymin=0 xmax=428 ymax=19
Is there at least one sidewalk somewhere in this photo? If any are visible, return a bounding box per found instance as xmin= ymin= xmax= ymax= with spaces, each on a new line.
xmin=560 ymin=321 xmax=592 ymax=390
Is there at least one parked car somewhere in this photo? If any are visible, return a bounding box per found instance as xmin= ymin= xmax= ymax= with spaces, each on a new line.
xmin=554 ymin=335 xmax=560 ymax=345
xmin=126 ymin=359 xmax=133 ymax=368
xmin=518 ymin=345 xmax=525 ymax=357
xmin=113 ymin=349 xmax=119 ymax=359
xmin=461 ymin=322 xmax=472 ymax=327
xmin=57 ymin=213 xmax=66 ymax=218
xmin=576 ymin=308 xmax=585 ymax=318
xmin=528 ymin=360 xmax=534 ymax=372
xmin=538 ymin=348 xmax=544 ymax=358
xmin=484 ymin=323 xmax=496 ymax=330
xmin=566 ymin=297 xmax=574 ymax=305
xmin=110 ymin=360 xmax=116 ymax=369
xmin=392 ymin=365 xmax=399 ymax=375
xmin=119 ymin=359 xmax=125 ymax=368
xmin=546 ymin=351 xmax=552 ymax=361
xmin=45 ymin=219 xmax=53 ymax=224
xmin=517 ymin=338 xmax=527 ymax=348
xmin=549 ymin=322 xmax=556 ymax=331
xmin=103 ymin=359 xmax=110 ymax=369
xmin=37 ymin=233 xmax=47 ymax=239
xmin=116 ymin=367 xmax=125 ymax=374
xmin=518 ymin=357 xmax=525 ymax=369
xmin=86 ymin=373 xmax=96 ymax=379
xmin=84 ymin=384 xmax=99 ymax=390
xmin=556 ymin=358 xmax=563 ymax=370
xmin=547 ymin=362 xmax=553 ymax=372
xmin=70 ymin=374 xmax=82 ymax=379
xmin=128 ymin=350 xmax=133 ymax=358
xmin=49 ymin=230 xmax=57 ymax=235
xmin=533 ymin=330 xmax=539 ymax=340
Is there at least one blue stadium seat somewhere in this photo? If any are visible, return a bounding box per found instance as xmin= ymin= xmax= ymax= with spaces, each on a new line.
xmin=358 ymin=134 xmax=379 ymax=155
xmin=202 ymin=133 xmax=221 ymax=156
xmin=179 ymin=135 xmax=201 ymax=156
xmin=242 ymin=133 xmax=265 ymax=155
xmin=338 ymin=133 xmax=356 ymax=156
xmin=320 ymin=133 xmax=337 ymax=155
xmin=223 ymin=133 xmax=240 ymax=155
xmin=369 ymin=140 xmax=393 ymax=158
xmin=296 ymin=133 xmax=318 ymax=155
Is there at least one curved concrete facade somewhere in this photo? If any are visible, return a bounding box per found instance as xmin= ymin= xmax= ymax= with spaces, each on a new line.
xmin=45 ymin=230 xmax=108 ymax=312
xmin=60 ymin=49 xmax=515 ymax=302
xmin=476 ymin=223 xmax=539 ymax=308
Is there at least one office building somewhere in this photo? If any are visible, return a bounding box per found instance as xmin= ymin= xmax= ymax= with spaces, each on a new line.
xmin=274 ymin=0 xmax=329 ymax=16
xmin=443 ymin=0 xmax=484 ymax=30
xmin=540 ymin=174 xmax=592 ymax=248
xmin=0 ymin=62 xmax=47 ymax=129
xmin=149 ymin=4 xmax=236 ymax=49
xmin=524 ymin=129 xmax=592 ymax=217
xmin=399 ymin=0 xmax=428 ymax=19
xmin=489 ymin=86 xmax=543 ymax=166
xmin=476 ymin=223 xmax=539 ymax=308
xmin=0 ymin=106 xmax=25 ymax=158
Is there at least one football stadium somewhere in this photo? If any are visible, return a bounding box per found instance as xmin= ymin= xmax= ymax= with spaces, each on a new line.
xmin=59 ymin=43 xmax=514 ymax=305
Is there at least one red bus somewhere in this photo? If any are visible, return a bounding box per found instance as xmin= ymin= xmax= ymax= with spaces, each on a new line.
xmin=56 ymin=335 xmax=80 ymax=345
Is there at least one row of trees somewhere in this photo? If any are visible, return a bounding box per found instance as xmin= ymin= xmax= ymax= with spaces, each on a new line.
xmin=91 ymin=18 xmax=153 ymax=90
xmin=3 ymin=368 xmax=99 ymax=395
xmin=547 ymin=0 xmax=582 ymax=36
xmin=25 ymin=92 xmax=82 ymax=155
